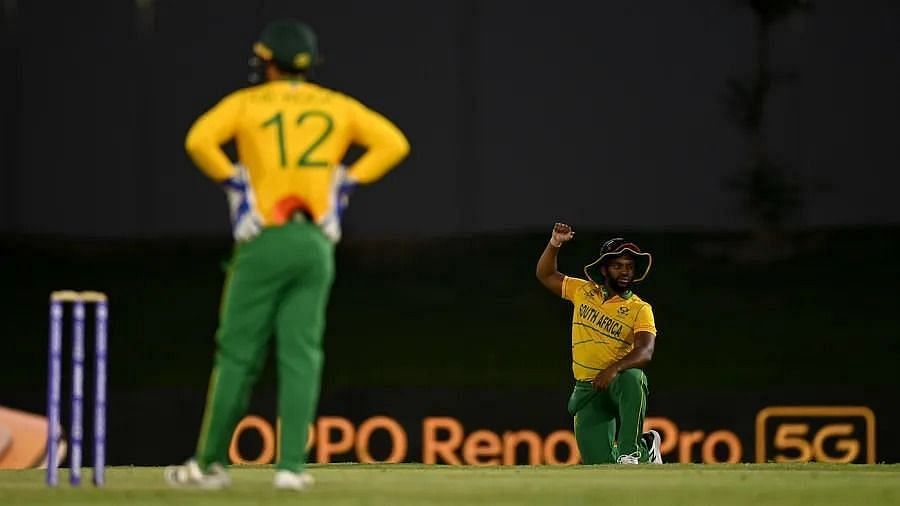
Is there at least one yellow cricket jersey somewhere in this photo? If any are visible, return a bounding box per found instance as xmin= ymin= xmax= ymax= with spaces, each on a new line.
xmin=562 ymin=276 xmax=657 ymax=381
xmin=185 ymin=79 xmax=409 ymax=226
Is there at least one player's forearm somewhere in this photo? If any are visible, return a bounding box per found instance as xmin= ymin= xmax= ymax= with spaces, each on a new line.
xmin=185 ymin=133 xmax=235 ymax=182
xmin=535 ymin=241 xmax=563 ymax=287
xmin=184 ymin=93 xmax=241 ymax=182
xmin=347 ymin=133 xmax=410 ymax=184
xmin=608 ymin=343 xmax=654 ymax=373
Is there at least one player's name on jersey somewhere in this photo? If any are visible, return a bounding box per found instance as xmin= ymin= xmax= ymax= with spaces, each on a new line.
xmin=248 ymin=88 xmax=334 ymax=104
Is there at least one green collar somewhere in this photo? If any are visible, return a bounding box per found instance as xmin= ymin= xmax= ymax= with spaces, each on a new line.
xmin=600 ymin=285 xmax=633 ymax=301
xmin=273 ymin=75 xmax=307 ymax=83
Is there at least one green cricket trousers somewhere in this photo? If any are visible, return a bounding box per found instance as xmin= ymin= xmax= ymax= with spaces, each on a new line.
xmin=568 ymin=369 xmax=651 ymax=464
xmin=195 ymin=221 xmax=334 ymax=472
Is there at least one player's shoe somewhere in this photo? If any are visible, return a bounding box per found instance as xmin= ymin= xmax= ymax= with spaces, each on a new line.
xmin=642 ymin=429 xmax=663 ymax=464
xmin=273 ymin=470 xmax=315 ymax=491
xmin=164 ymin=459 xmax=231 ymax=490
xmin=616 ymin=452 xmax=640 ymax=464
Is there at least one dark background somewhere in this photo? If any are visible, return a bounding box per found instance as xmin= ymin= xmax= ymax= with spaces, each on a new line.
xmin=2 ymin=0 xmax=899 ymax=237
xmin=1 ymin=0 xmax=898 ymax=464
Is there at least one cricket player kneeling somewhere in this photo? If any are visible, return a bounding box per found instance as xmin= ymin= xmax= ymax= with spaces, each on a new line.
xmin=536 ymin=225 xmax=663 ymax=464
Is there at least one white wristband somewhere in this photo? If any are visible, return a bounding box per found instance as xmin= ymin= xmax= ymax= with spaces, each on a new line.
xmin=549 ymin=238 xmax=562 ymax=248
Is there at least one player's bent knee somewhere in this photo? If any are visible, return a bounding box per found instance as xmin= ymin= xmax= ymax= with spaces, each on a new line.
xmin=617 ymin=368 xmax=644 ymax=386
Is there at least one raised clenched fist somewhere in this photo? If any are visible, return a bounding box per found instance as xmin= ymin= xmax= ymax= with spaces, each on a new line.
xmin=550 ymin=222 xmax=575 ymax=247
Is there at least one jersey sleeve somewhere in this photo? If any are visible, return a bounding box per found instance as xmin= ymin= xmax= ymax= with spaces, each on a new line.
xmin=345 ymin=97 xmax=410 ymax=184
xmin=633 ymin=303 xmax=657 ymax=335
xmin=561 ymin=276 xmax=588 ymax=302
xmin=184 ymin=91 xmax=245 ymax=182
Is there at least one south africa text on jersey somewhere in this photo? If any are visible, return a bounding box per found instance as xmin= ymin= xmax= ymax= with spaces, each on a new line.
xmin=578 ymin=304 xmax=624 ymax=339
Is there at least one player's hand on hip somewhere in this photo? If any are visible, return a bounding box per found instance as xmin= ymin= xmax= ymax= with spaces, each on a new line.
xmin=335 ymin=166 xmax=357 ymax=219
xmin=550 ymin=222 xmax=575 ymax=247
xmin=320 ymin=164 xmax=357 ymax=244
xmin=222 ymin=163 xmax=263 ymax=242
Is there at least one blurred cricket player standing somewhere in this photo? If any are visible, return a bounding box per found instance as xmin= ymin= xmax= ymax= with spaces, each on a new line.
xmin=165 ymin=19 xmax=409 ymax=490
xmin=536 ymin=223 xmax=663 ymax=464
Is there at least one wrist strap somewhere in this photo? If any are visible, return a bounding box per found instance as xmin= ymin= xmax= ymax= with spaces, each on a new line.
xmin=549 ymin=238 xmax=562 ymax=248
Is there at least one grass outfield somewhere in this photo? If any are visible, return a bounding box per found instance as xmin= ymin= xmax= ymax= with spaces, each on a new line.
xmin=1 ymin=464 xmax=899 ymax=506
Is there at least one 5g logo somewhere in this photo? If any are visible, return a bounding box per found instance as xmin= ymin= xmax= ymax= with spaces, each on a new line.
xmin=755 ymin=406 xmax=876 ymax=463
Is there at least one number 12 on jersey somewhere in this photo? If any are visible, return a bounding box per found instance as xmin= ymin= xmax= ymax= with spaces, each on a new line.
xmin=262 ymin=110 xmax=334 ymax=168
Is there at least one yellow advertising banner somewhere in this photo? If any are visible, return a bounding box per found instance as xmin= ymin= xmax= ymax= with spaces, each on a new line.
xmin=227 ymin=406 xmax=877 ymax=465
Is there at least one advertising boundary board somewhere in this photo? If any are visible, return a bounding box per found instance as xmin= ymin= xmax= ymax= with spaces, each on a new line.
xmin=3 ymin=387 xmax=896 ymax=466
